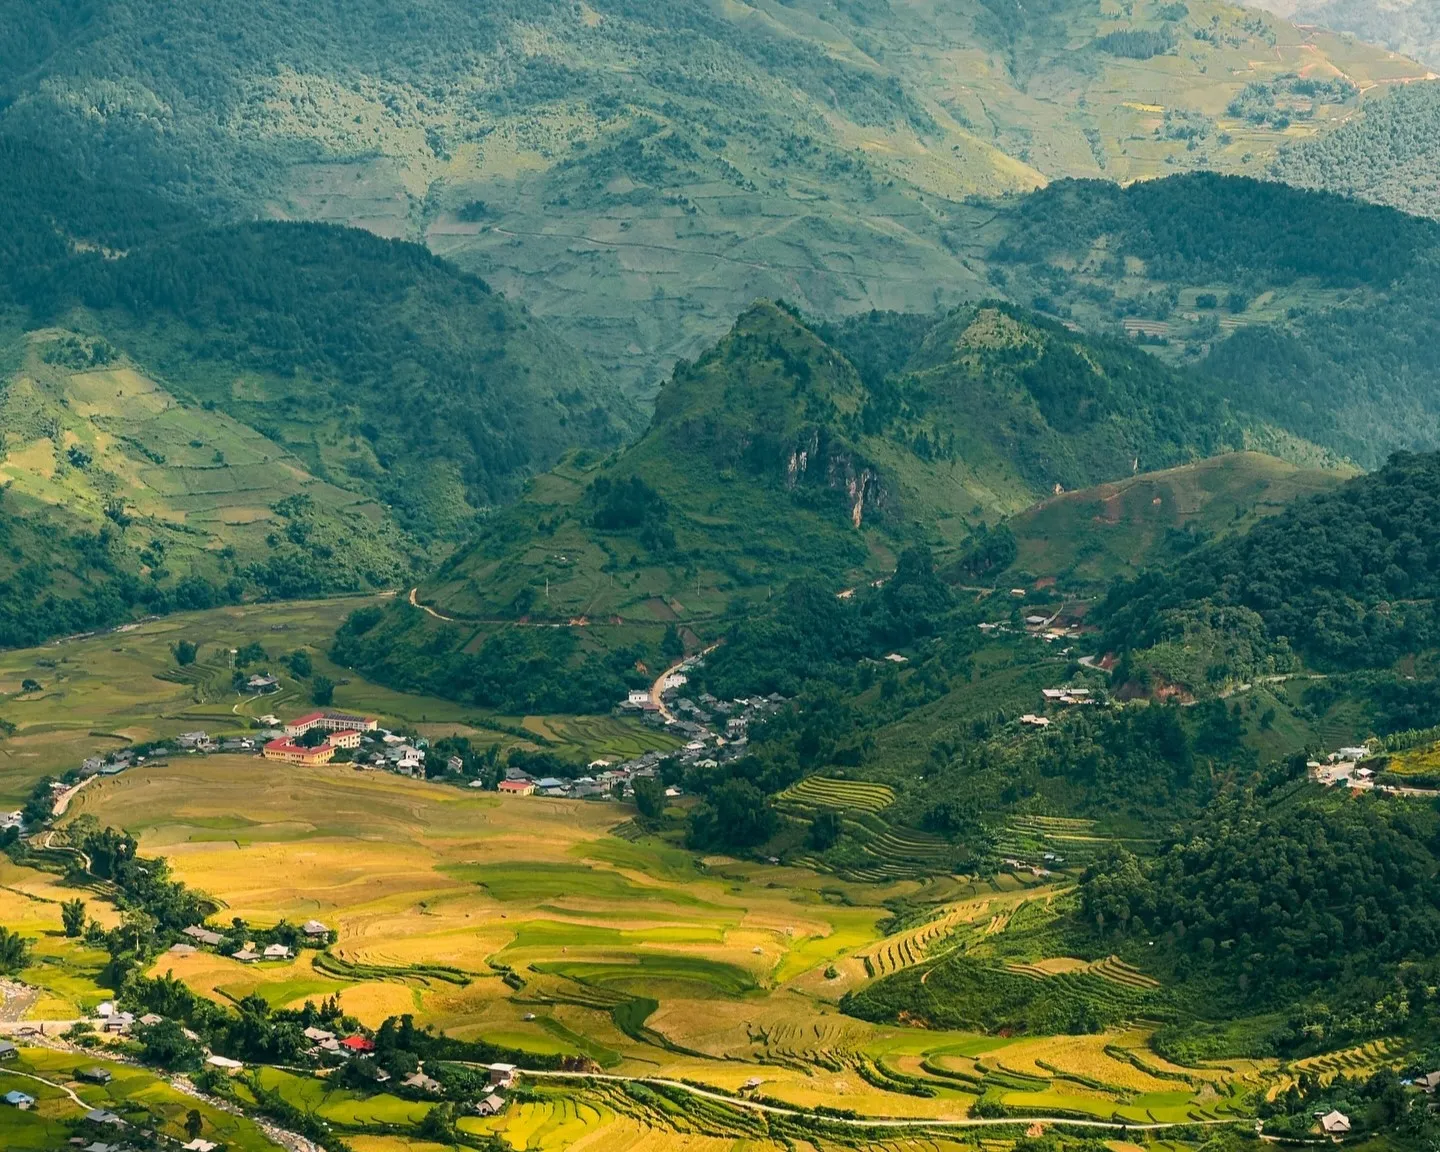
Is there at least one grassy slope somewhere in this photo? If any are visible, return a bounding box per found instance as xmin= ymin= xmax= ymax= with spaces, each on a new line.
xmin=0 ymin=331 xmax=415 ymax=591
xmin=1004 ymin=451 xmax=1351 ymax=589
xmin=0 ymin=0 xmax=1423 ymax=399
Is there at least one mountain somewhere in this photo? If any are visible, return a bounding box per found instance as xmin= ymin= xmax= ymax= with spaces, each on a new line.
xmin=1271 ymin=81 xmax=1440 ymax=219
xmin=334 ymin=299 xmax=1345 ymax=708
xmin=0 ymin=1 xmax=1425 ymax=399
xmin=0 ymin=141 xmax=632 ymax=642
xmin=1245 ymin=0 xmax=1440 ymax=69
xmin=1099 ymin=451 xmax=1440 ymax=693
xmin=983 ymin=172 xmax=1440 ymax=467
xmin=0 ymin=141 xmax=633 ymax=533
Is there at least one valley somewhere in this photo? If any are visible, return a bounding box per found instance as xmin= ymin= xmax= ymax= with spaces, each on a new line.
xmin=3 ymin=4 xmax=1440 ymax=1152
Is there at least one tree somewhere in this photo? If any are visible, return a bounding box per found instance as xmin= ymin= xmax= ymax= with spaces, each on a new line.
xmin=808 ymin=810 xmax=842 ymax=851
xmin=172 ymin=640 xmax=198 ymax=666
xmin=185 ymin=1110 xmax=204 ymax=1140
xmin=136 ymin=1018 xmax=203 ymax=1071
xmin=311 ymin=676 xmax=335 ymax=706
xmin=633 ymin=777 xmax=665 ymax=820
xmin=61 ymin=898 xmax=86 ymax=937
xmin=686 ymin=779 xmax=776 ymax=851
xmin=288 ymin=649 xmax=313 ymax=678
xmin=661 ymin=624 xmax=684 ymax=663
xmin=235 ymin=642 xmax=266 ymax=668
xmin=0 ymin=927 xmax=31 ymax=974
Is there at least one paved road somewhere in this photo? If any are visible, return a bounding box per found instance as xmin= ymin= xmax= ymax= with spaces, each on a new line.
xmin=489 ymin=1068 xmax=1241 ymax=1132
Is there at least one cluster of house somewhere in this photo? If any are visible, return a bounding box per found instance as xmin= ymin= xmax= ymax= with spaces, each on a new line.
xmin=1305 ymin=744 xmax=1440 ymax=797
xmin=262 ymin=711 xmax=381 ymax=766
xmin=294 ymin=1029 xmax=514 ymax=1114
xmin=168 ymin=919 xmax=331 ymax=966
xmin=257 ymin=711 xmax=436 ymax=777
xmin=483 ymin=678 xmax=788 ymax=804
xmin=1019 ymin=686 xmax=1100 ymax=729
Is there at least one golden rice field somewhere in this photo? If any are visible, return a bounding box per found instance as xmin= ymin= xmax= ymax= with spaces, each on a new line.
xmin=0 ymin=755 xmax=1282 ymax=1137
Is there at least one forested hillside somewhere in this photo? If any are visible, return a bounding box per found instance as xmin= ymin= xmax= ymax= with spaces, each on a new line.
xmin=0 ymin=0 xmax=1422 ymax=397
xmin=988 ymin=173 xmax=1440 ymax=467
xmin=0 ymin=140 xmax=630 ymax=642
xmin=1099 ymin=451 xmax=1440 ymax=690
xmin=1272 ymin=82 xmax=1440 ymax=219
xmin=337 ymin=299 xmax=1345 ymax=709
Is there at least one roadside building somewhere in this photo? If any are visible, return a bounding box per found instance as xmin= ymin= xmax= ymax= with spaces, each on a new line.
xmin=262 ymin=738 xmax=336 ymax=766
xmin=1321 ymin=1111 xmax=1351 ymax=1135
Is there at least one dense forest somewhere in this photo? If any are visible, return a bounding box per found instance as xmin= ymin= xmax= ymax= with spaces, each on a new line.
xmin=1100 ymin=451 xmax=1440 ymax=687
xmin=1271 ymin=82 xmax=1440 ymax=220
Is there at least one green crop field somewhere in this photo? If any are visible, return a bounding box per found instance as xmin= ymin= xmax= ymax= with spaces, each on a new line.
xmin=1 ymin=752 xmax=1272 ymax=1131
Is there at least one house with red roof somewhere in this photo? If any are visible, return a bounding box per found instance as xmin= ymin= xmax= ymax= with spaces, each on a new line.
xmin=341 ymin=1035 xmax=376 ymax=1054
xmin=284 ymin=711 xmax=379 ymax=738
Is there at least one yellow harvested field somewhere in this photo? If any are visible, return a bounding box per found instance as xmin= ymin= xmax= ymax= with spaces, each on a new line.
xmin=994 ymin=1033 xmax=1179 ymax=1094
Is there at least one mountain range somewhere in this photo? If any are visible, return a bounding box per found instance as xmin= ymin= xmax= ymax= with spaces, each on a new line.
xmin=1 ymin=0 xmax=1430 ymax=398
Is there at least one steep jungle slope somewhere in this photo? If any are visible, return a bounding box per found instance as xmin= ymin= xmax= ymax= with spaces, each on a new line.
xmin=0 ymin=0 xmax=1424 ymax=397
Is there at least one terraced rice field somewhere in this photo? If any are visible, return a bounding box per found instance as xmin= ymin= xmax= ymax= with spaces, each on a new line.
xmin=777 ymin=776 xmax=896 ymax=812
xmin=1288 ymin=1038 xmax=1405 ymax=1085
xmin=1008 ymin=955 xmax=1161 ymax=990
xmin=859 ymin=902 xmax=993 ymax=978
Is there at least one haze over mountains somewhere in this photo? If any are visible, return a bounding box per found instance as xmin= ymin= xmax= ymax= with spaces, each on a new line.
xmin=2 ymin=0 xmax=1430 ymax=396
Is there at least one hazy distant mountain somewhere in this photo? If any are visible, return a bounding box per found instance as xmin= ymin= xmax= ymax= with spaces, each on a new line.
xmin=1244 ymin=0 xmax=1440 ymax=68
xmin=1 ymin=0 xmax=1425 ymax=399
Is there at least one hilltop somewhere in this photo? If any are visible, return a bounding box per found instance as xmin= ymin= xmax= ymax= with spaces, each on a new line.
xmin=0 ymin=0 xmax=1425 ymax=397
xmin=1099 ymin=450 xmax=1440 ymax=693
xmin=336 ymin=299 xmax=1344 ymax=708
xmin=991 ymin=451 xmax=1350 ymax=591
